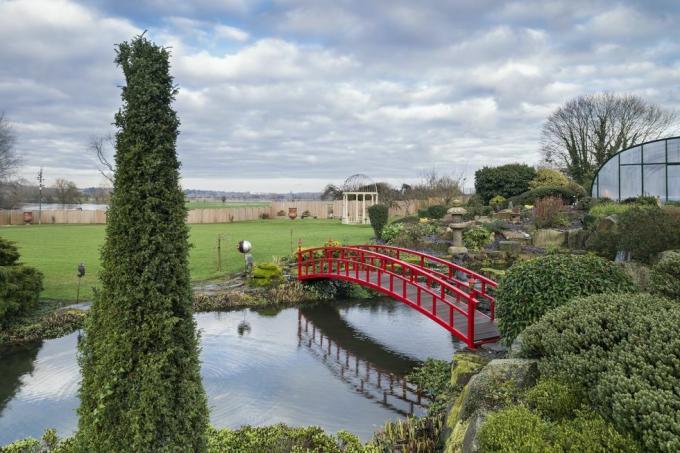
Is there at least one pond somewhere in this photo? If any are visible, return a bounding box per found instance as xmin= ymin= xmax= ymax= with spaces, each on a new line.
xmin=0 ymin=298 xmax=462 ymax=444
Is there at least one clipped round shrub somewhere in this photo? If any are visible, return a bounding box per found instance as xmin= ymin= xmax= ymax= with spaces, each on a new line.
xmin=510 ymin=185 xmax=580 ymax=206
xmin=650 ymin=252 xmax=680 ymax=300
xmin=521 ymin=293 xmax=680 ymax=452
xmin=0 ymin=237 xmax=20 ymax=266
xmin=367 ymin=204 xmax=389 ymax=239
xmin=495 ymin=254 xmax=635 ymax=342
xmin=525 ymin=378 xmax=584 ymax=421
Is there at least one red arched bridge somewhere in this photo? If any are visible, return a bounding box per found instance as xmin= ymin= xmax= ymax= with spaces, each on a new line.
xmin=297 ymin=244 xmax=499 ymax=348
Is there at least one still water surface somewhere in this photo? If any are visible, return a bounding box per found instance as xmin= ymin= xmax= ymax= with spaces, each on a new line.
xmin=0 ymin=299 xmax=461 ymax=444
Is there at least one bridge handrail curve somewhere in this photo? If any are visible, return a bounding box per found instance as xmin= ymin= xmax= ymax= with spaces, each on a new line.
xmin=349 ymin=244 xmax=497 ymax=288
xmin=298 ymin=246 xmax=478 ymax=313
xmin=298 ymin=255 xmax=470 ymax=320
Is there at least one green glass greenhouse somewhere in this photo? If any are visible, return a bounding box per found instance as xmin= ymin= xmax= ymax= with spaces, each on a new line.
xmin=591 ymin=136 xmax=680 ymax=202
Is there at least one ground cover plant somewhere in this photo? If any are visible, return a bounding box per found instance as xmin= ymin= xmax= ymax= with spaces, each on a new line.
xmin=520 ymin=293 xmax=680 ymax=452
xmin=0 ymin=219 xmax=372 ymax=300
xmin=495 ymin=254 xmax=635 ymax=342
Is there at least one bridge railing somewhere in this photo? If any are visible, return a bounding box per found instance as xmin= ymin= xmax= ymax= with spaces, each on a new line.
xmin=348 ymin=244 xmax=497 ymax=318
xmin=297 ymin=246 xmax=485 ymax=347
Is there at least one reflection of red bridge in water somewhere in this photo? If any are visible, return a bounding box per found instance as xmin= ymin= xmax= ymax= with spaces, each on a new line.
xmin=297 ymin=245 xmax=499 ymax=348
xmin=297 ymin=309 xmax=428 ymax=417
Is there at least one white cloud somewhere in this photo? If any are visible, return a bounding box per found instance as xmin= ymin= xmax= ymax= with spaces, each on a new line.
xmin=5 ymin=0 xmax=680 ymax=192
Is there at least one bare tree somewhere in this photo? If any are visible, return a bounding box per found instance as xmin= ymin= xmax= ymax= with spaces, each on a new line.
xmin=54 ymin=178 xmax=81 ymax=205
xmin=0 ymin=113 xmax=20 ymax=181
xmin=411 ymin=168 xmax=464 ymax=205
xmin=541 ymin=93 xmax=677 ymax=184
xmin=321 ymin=184 xmax=343 ymax=200
xmin=90 ymin=133 xmax=115 ymax=184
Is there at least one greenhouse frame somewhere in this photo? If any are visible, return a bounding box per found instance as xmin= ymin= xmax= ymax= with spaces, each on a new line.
xmin=590 ymin=136 xmax=680 ymax=202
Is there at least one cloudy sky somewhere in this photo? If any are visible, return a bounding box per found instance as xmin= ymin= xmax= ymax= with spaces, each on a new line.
xmin=2 ymin=0 xmax=679 ymax=192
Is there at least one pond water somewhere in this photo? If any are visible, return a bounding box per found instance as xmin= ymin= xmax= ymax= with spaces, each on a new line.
xmin=0 ymin=299 xmax=462 ymax=444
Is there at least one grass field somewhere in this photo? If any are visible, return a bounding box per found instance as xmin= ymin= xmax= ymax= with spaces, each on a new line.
xmin=185 ymin=201 xmax=271 ymax=209
xmin=0 ymin=219 xmax=372 ymax=301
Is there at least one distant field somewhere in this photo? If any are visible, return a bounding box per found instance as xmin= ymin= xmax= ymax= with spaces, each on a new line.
xmin=185 ymin=201 xmax=271 ymax=209
xmin=0 ymin=219 xmax=372 ymax=301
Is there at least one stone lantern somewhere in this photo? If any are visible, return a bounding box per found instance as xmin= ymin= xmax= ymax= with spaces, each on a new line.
xmin=446 ymin=207 xmax=467 ymax=223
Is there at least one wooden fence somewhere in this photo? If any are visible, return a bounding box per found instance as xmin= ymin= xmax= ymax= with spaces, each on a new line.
xmin=0 ymin=199 xmax=433 ymax=225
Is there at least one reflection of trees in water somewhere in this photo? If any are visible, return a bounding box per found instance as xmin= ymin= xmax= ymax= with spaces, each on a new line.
xmin=298 ymin=306 xmax=429 ymax=417
xmin=0 ymin=342 xmax=42 ymax=416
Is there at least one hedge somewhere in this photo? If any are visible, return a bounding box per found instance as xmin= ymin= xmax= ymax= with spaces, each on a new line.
xmin=509 ymin=185 xmax=580 ymax=206
xmin=367 ymin=204 xmax=389 ymax=239
xmin=474 ymin=164 xmax=537 ymax=204
xmin=495 ymin=254 xmax=635 ymax=342
xmin=521 ymin=293 xmax=680 ymax=452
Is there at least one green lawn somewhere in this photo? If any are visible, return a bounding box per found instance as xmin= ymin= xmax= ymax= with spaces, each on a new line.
xmin=0 ymin=219 xmax=372 ymax=301
xmin=185 ymin=201 xmax=271 ymax=209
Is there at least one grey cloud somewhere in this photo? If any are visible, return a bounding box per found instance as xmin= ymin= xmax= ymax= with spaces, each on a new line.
xmin=4 ymin=0 xmax=680 ymax=191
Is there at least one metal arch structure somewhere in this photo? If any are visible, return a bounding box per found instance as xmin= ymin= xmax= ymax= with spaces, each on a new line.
xmin=341 ymin=174 xmax=379 ymax=225
xmin=297 ymin=245 xmax=500 ymax=349
xmin=590 ymin=135 xmax=680 ymax=203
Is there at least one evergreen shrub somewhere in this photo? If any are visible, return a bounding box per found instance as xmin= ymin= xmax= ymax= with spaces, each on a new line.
xmin=474 ymin=164 xmax=537 ymax=203
xmin=510 ymin=185 xmax=580 ymax=206
xmin=0 ymin=238 xmax=43 ymax=326
xmin=367 ymin=204 xmax=389 ymax=239
xmin=76 ymin=36 xmax=208 ymax=451
xmin=478 ymin=405 xmax=640 ymax=453
xmin=425 ymin=204 xmax=447 ymax=219
xmin=649 ymin=252 xmax=680 ymax=300
xmin=495 ymin=254 xmax=635 ymax=342
xmin=521 ymin=293 xmax=680 ymax=452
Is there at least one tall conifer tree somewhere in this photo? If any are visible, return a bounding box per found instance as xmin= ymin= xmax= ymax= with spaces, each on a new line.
xmin=77 ymin=35 xmax=208 ymax=451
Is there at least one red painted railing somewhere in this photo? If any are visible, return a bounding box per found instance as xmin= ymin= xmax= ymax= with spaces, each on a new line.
xmin=350 ymin=244 xmax=497 ymax=316
xmin=297 ymin=245 xmax=499 ymax=348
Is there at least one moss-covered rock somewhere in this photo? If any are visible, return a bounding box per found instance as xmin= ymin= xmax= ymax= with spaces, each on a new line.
xmin=250 ymin=262 xmax=283 ymax=287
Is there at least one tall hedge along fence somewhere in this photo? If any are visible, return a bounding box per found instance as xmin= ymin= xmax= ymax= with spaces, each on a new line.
xmin=0 ymin=237 xmax=43 ymax=325
xmin=367 ymin=204 xmax=389 ymax=239
xmin=495 ymin=254 xmax=635 ymax=343
xmin=520 ymin=293 xmax=680 ymax=452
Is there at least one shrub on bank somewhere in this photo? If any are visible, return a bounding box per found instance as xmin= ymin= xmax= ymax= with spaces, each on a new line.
xmin=478 ymin=405 xmax=639 ymax=453
xmin=367 ymin=204 xmax=388 ymax=239
xmin=650 ymin=252 xmax=680 ymax=300
xmin=0 ymin=238 xmax=43 ymax=326
xmin=521 ymin=293 xmax=680 ymax=452
xmin=495 ymin=254 xmax=635 ymax=342
xmin=250 ymin=262 xmax=283 ymax=287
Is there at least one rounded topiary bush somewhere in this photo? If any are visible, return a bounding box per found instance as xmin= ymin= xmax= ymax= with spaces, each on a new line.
xmin=495 ymin=254 xmax=635 ymax=342
xmin=520 ymin=293 xmax=680 ymax=452
xmin=650 ymin=252 xmax=680 ymax=300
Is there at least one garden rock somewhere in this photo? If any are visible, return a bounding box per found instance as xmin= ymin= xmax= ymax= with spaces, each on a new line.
xmin=596 ymin=215 xmax=618 ymax=233
xmin=448 ymin=246 xmax=468 ymax=255
xmin=451 ymin=352 xmax=489 ymax=387
xmin=532 ymin=228 xmax=566 ymax=247
xmin=461 ymin=412 xmax=486 ymax=453
xmin=499 ymin=230 xmax=529 ymax=243
xmin=458 ymin=359 xmax=538 ymax=421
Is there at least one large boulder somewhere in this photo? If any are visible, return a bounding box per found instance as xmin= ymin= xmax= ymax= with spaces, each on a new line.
xmin=445 ymin=358 xmax=538 ymax=453
xmin=532 ymin=228 xmax=566 ymax=248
